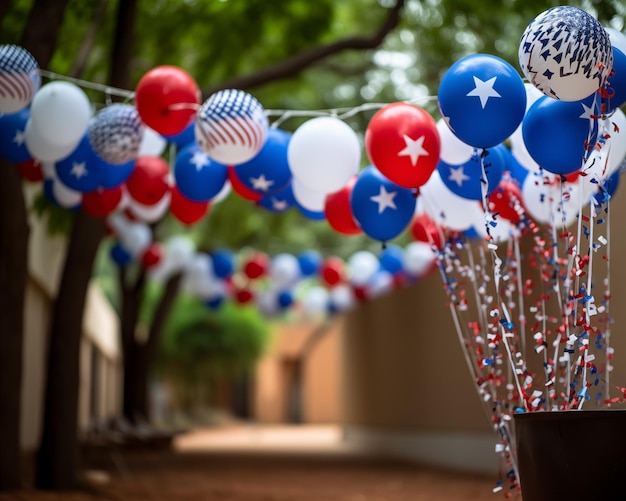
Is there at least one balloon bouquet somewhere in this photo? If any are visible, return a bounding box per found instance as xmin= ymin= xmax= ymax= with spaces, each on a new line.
xmin=429 ymin=6 xmax=624 ymax=496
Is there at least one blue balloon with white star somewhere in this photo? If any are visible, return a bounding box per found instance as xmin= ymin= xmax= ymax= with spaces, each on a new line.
xmin=438 ymin=53 xmax=526 ymax=148
xmin=174 ymin=142 xmax=228 ymax=202
xmin=233 ymin=127 xmax=292 ymax=196
xmin=258 ymin=182 xmax=296 ymax=213
xmin=522 ymin=94 xmax=600 ymax=175
xmin=0 ymin=107 xmax=32 ymax=163
xmin=438 ymin=144 xmax=507 ymax=201
xmin=350 ymin=165 xmax=416 ymax=242
xmin=55 ymin=134 xmax=102 ymax=192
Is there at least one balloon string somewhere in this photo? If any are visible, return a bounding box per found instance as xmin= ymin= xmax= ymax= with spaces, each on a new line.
xmin=39 ymin=69 xmax=135 ymax=99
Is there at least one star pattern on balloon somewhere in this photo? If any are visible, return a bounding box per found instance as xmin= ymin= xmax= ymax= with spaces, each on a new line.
xmin=579 ymin=102 xmax=597 ymax=121
xmin=370 ymin=185 xmax=397 ymax=214
xmin=13 ymin=129 xmax=25 ymax=145
xmin=466 ymin=76 xmax=501 ymax=108
xmin=271 ymin=197 xmax=288 ymax=211
xmin=250 ymin=174 xmax=275 ymax=192
xmin=448 ymin=165 xmax=470 ymax=187
xmin=190 ymin=151 xmax=210 ymax=171
xmin=70 ymin=161 xmax=88 ymax=179
xmin=397 ymin=134 xmax=429 ymax=166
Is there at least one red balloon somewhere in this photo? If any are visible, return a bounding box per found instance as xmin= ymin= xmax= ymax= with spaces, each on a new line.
xmin=170 ymin=186 xmax=210 ymax=225
xmin=324 ymin=176 xmax=362 ymax=235
xmin=135 ymin=65 xmax=200 ymax=136
xmin=126 ymin=156 xmax=170 ymax=206
xmin=235 ymin=288 xmax=254 ymax=304
xmin=410 ymin=213 xmax=442 ymax=249
xmin=487 ymin=180 xmax=525 ymax=224
xmin=243 ymin=253 xmax=269 ymax=279
xmin=365 ymin=103 xmax=440 ymax=188
xmin=227 ymin=165 xmax=262 ymax=202
xmin=352 ymin=285 xmax=369 ymax=302
xmin=141 ymin=243 xmax=162 ymax=269
xmin=320 ymin=256 xmax=345 ymax=287
xmin=15 ymin=158 xmax=43 ymax=182
xmin=82 ymin=186 xmax=123 ymax=218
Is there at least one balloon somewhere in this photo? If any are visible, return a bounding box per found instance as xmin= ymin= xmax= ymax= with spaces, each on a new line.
xmin=165 ymin=236 xmax=195 ymax=271
xmin=98 ymin=158 xmax=135 ymax=189
xmin=135 ymin=65 xmax=200 ymax=136
xmin=519 ymin=6 xmax=613 ymax=102
xmin=379 ymin=244 xmax=404 ymax=275
xmin=169 ymin=185 xmax=210 ymax=225
xmin=410 ymin=213 xmax=442 ymax=249
xmin=438 ymin=53 xmax=526 ymax=148
xmin=125 ymin=155 xmax=170 ymax=205
xmin=211 ymin=179 xmax=231 ymax=204
xmin=0 ymin=45 xmax=40 ymax=114
xmin=350 ymin=165 xmax=416 ymax=242
xmin=141 ymin=243 xmax=162 ymax=269
xmin=15 ymin=158 xmax=43 ymax=182
xmin=403 ymin=241 xmax=437 ymax=278
xmin=0 ymin=107 xmax=32 ymax=163
xmin=487 ymin=179 xmax=525 ymax=224
xmin=277 ymin=290 xmax=294 ymax=309
xmin=227 ymin=164 xmax=262 ymax=202
xmin=54 ymin=134 xmax=101 ymax=192
xmin=324 ymin=176 xmax=362 ymax=235
xmin=366 ymin=270 xmax=394 ymax=298
xmin=297 ymin=250 xmax=322 ymax=277
xmin=270 ymin=253 xmax=300 ymax=289
xmin=233 ymin=127 xmax=292 ymax=195
xmin=50 ymin=177 xmax=82 ymax=209
xmin=436 ymin=118 xmax=474 ymax=165
xmin=303 ymin=286 xmax=330 ymax=317
xmin=110 ymin=242 xmax=133 ymax=267
xmin=243 ymin=252 xmax=269 ymax=279
xmin=329 ymin=284 xmax=356 ymax=313
xmin=30 ymin=81 xmax=92 ymax=146
xmin=25 ymin=118 xmax=79 ymax=162
xmin=258 ymin=181 xmax=296 ymax=213
xmin=522 ymin=95 xmax=600 ymax=175
xmin=287 ymin=116 xmax=360 ymax=193
xmin=347 ymin=251 xmax=379 ymax=287
xmin=320 ymin=257 xmax=345 ymax=287
xmin=292 ymin=178 xmax=327 ymax=213
xmin=163 ymin=120 xmax=195 ymax=149
xmin=118 ymin=221 xmax=152 ymax=257
xmin=173 ymin=142 xmax=228 ymax=202
xmin=195 ymin=89 xmax=268 ymax=165
xmin=438 ymin=144 xmax=506 ymax=201
xmin=365 ymin=102 xmax=440 ymax=188
xmin=126 ymin=192 xmax=171 ymax=223
xmin=138 ymin=126 xmax=167 ymax=157
xmin=82 ymin=186 xmax=122 ymax=218
xmin=521 ymin=171 xmax=582 ymax=226
xmin=89 ymin=104 xmax=144 ymax=165
xmin=211 ymin=250 xmax=235 ymax=279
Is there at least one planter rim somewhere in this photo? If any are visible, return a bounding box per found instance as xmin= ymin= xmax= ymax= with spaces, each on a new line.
xmin=514 ymin=409 xmax=626 ymax=423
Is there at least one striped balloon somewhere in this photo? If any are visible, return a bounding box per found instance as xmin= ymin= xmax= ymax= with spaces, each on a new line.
xmin=195 ymin=89 xmax=268 ymax=165
xmin=0 ymin=45 xmax=40 ymax=114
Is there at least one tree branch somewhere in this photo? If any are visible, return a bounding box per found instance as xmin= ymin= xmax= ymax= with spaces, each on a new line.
xmin=201 ymin=0 xmax=405 ymax=97
xmin=68 ymin=0 xmax=111 ymax=79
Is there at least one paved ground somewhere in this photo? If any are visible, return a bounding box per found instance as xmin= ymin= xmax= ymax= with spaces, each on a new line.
xmin=0 ymin=425 xmax=518 ymax=500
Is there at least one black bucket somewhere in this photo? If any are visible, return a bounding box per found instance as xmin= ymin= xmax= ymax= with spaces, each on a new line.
xmin=514 ymin=410 xmax=626 ymax=501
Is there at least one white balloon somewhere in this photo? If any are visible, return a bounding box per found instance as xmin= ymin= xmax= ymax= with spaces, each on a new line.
xmin=287 ymin=116 xmax=360 ymax=194
xmin=347 ymin=251 xmax=379 ymax=286
xmin=51 ymin=178 xmax=82 ymax=208
xmin=522 ymin=171 xmax=583 ymax=226
xmin=138 ymin=126 xmax=167 ymax=157
xmin=436 ymin=118 xmax=474 ymax=165
xmin=126 ymin=191 xmax=171 ymax=223
xmin=166 ymin=236 xmax=195 ymax=270
xmin=606 ymin=108 xmax=626 ymax=176
xmin=257 ymin=289 xmax=280 ymax=317
xmin=270 ymin=253 xmax=300 ymax=289
xmin=329 ymin=284 xmax=355 ymax=313
xmin=419 ymin=170 xmax=483 ymax=231
xmin=211 ymin=179 xmax=231 ymax=204
xmin=366 ymin=270 xmax=393 ymax=298
xmin=509 ymin=83 xmax=544 ymax=172
xmin=604 ymin=27 xmax=626 ymax=56
xmin=303 ymin=286 xmax=330 ymax=318
xmin=403 ymin=241 xmax=436 ymax=278
xmin=292 ymin=178 xmax=326 ymax=212
xmin=24 ymin=119 xmax=79 ymax=162
xmin=119 ymin=222 xmax=152 ymax=257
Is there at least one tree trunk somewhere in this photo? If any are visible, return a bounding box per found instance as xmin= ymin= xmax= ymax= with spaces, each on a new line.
xmin=35 ymin=214 xmax=106 ymax=489
xmin=0 ymin=161 xmax=30 ymax=490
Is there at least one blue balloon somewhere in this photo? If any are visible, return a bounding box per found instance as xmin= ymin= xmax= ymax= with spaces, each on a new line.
xmin=438 ymin=144 xmax=506 ymax=200
xmin=522 ymin=95 xmax=600 ymax=175
xmin=174 ymin=142 xmax=228 ymax=202
xmin=604 ymin=47 xmax=626 ymax=112
xmin=379 ymin=244 xmax=404 ymax=274
xmin=110 ymin=242 xmax=133 ymax=267
xmin=295 ymin=201 xmax=325 ymax=221
xmin=0 ymin=108 xmax=32 ymax=163
xmin=508 ymin=150 xmax=530 ymax=187
xmin=99 ymin=158 xmax=135 ymax=189
xmin=233 ymin=128 xmax=292 ymax=195
xmin=211 ymin=249 xmax=235 ymax=278
xmin=350 ymin=165 xmax=416 ymax=242
xmin=42 ymin=178 xmax=81 ymax=210
xmin=55 ymin=134 xmax=101 ymax=192
xmin=205 ymin=295 xmax=225 ymax=310
xmin=277 ymin=290 xmax=294 ymax=309
xmin=258 ymin=182 xmax=296 ymax=213
xmin=163 ymin=121 xmax=195 ymax=149
xmin=297 ymin=250 xmax=322 ymax=277
xmin=438 ymin=53 xmax=527 ymax=148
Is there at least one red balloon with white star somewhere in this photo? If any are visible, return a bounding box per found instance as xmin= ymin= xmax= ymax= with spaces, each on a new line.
xmin=365 ymin=103 xmax=440 ymax=189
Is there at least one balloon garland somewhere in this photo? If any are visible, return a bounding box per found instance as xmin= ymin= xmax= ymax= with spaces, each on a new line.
xmin=2 ymin=6 xmax=626 ymax=497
